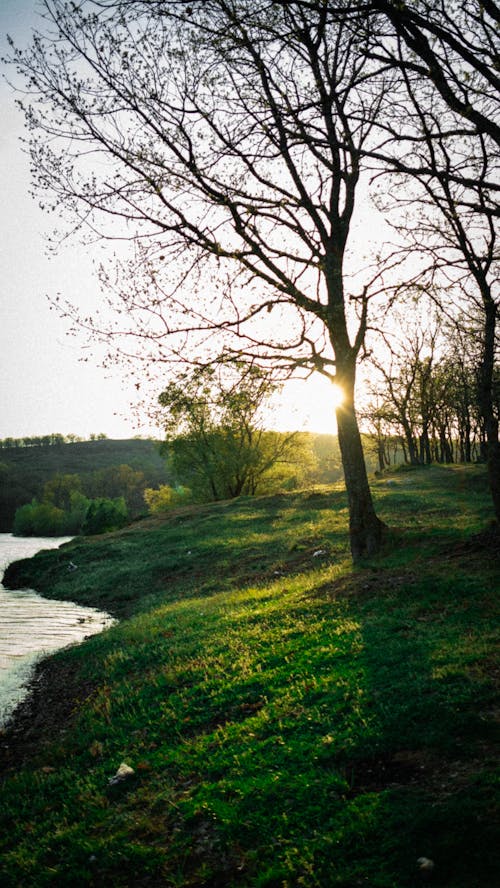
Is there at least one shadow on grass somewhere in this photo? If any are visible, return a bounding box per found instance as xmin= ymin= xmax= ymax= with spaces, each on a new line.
xmin=332 ymin=561 xmax=499 ymax=888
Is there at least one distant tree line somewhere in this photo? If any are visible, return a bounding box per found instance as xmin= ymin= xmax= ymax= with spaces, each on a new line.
xmin=13 ymin=463 xmax=147 ymax=536
xmin=0 ymin=437 xmax=169 ymax=532
xmin=0 ymin=433 xmax=108 ymax=450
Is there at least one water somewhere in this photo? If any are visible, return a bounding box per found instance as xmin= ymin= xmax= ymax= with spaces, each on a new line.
xmin=0 ymin=534 xmax=114 ymax=727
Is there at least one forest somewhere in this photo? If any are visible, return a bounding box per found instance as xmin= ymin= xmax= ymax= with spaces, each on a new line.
xmin=0 ymin=437 xmax=169 ymax=532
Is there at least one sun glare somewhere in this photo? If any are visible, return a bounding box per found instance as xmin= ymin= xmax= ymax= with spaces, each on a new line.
xmin=331 ymin=383 xmax=344 ymax=410
xmin=269 ymin=375 xmax=345 ymax=434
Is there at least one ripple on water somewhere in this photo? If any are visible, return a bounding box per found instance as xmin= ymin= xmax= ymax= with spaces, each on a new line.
xmin=0 ymin=534 xmax=115 ymax=727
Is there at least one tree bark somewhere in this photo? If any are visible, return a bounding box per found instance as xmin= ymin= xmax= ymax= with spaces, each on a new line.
xmin=401 ymin=417 xmax=419 ymax=465
xmin=335 ymin=368 xmax=386 ymax=562
xmin=478 ymin=302 xmax=500 ymax=523
xmin=478 ymin=300 xmax=500 ymax=523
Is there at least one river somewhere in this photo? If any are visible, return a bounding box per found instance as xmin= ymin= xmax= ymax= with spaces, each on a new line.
xmin=0 ymin=534 xmax=114 ymax=728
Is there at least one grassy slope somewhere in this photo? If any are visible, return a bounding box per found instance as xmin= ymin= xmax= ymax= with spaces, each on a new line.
xmin=1 ymin=466 xmax=498 ymax=887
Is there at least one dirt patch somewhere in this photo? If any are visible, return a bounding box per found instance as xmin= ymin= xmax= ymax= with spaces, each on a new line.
xmin=312 ymin=568 xmax=418 ymax=601
xmin=345 ymin=747 xmax=497 ymax=800
xmin=0 ymin=654 xmax=97 ymax=779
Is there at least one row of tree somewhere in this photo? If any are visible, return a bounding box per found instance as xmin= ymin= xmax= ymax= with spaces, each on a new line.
xmin=363 ymin=314 xmax=500 ymax=471
xmin=0 ymin=433 xmax=108 ymax=450
xmin=9 ymin=0 xmax=499 ymax=559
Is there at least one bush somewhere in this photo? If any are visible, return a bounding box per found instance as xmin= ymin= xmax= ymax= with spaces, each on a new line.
xmin=13 ymin=500 xmax=66 ymax=536
xmin=82 ymin=497 xmax=128 ymax=534
xmin=66 ymin=491 xmax=92 ymax=534
xmin=144 ymin=485 xmax=192 ymax=514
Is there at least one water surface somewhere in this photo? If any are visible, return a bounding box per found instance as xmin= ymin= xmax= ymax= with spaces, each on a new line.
xmin=0 ymin=534 xmax=114 ymax=727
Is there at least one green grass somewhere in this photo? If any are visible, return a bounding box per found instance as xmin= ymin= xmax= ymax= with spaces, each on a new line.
xmin=1 ymin=465 xmax=498 ymax=886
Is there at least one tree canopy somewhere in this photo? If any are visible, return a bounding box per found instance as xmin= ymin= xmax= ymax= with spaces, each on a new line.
xmin=158 ymin=362 xmax=310 ymax=500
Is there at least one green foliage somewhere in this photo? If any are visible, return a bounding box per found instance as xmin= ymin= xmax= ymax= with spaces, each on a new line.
xmin=143 ymin=484 xmax=192 ymax=513
xmin=0 ymin=438 xmax=170 ymax=531
xmin=82 ymin=497 xmax=128 ymax=535
xmin=43 ymin=473 xmax=82 ymax=511
xmin=13 ymin=492 xmax=128 ymax=538
xmin=12 ymin=500 xmax=66 ymax=537
xmin=1 ymin=466 xmax=498 ymax=886
xmin=83 ymin=464 xmax=147 ymax=518
xmin=66 ymin=491 xmax=92 ymax=535
xmin=159 ymin=363 xmax=313 ymax=501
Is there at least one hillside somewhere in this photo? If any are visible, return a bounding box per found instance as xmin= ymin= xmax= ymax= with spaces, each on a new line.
xmin=0 ymin=438 xmax=170 ymax=531
xmin=1 ymin=465 xmax=498 ymax=886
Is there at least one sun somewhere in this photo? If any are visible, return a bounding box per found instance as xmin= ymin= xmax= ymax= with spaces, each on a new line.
xmin=330 ymin=383 xmax=344 ymax=410
xmin=268 ymin=375 xmax=344 ymax=434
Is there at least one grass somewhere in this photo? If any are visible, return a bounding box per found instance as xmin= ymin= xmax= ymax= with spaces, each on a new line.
xmin=1 ymin=465 xmax=498 ymax=887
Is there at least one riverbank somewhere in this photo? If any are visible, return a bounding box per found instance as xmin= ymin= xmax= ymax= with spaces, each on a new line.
xmin=0 ymin=535 xmax=114 ymax=731
xmin=0 ymin=652 xmax=101 ymax=774
xmin=1 ymin=466 xmax=499 ymax=887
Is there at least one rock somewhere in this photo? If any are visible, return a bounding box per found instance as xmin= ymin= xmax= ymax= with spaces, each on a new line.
xmin=417 ymin=857 xmax=435 ymax=877
xmin=108 ymin=762 xmax=135 ymax=785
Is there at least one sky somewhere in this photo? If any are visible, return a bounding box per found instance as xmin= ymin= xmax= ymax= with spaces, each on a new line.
xmin=0 ymin=0 xmax=160 ymax=441
xmin=0 ymin=1 xmax=370 ymax=442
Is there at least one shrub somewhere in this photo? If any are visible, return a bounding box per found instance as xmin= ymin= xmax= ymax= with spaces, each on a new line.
xmin=82 ymin=497 xmax=128 ymax=534
xmin=144 ymin=484 xmax=192 ymax=514
xmin=13 ymin=500 xmax=66 ymax=536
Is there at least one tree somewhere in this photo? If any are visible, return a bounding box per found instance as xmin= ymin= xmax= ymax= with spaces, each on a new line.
xmin=8 ymin=0 xmax=399 ymax=559
xmin=371 ymin=21 xmax=500 ymax=516
xmin=370 ymin=0 xmax=500 ymax=150
xmin=364 ymin=309 xmax=498 ymax=469
xmin=13 ymin=500 xmax=66 ymax=537
xmin=82 ymin=497 xmax=128 ymax=534
xmin=84 ymin=464 xmax=147 ymax=517
xmin=158 ymin=362 xmax=309 ymax=501
xmin=43 ymin=473 xmax=82 ymax=512
xmin=360 ymin=397 xmax=402 ymax=473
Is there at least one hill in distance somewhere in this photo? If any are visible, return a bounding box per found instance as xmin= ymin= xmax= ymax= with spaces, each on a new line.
xmin=0 ymin=438 xmax=170 ymax=532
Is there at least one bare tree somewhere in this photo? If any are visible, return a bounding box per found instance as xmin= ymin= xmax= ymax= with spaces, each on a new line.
xmin=373 ymin=53 xmax=500 ymax=518
xmin=8 ymin=0 xmax=400 ymax=559
xmin=369 ymin=318 xmax=439 ymax=467
xmin=371 ymin=0 xmax=500 ymax=149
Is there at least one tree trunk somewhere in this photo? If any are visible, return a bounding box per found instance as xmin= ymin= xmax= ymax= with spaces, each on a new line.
xmin=377 ymin=442 xmax=385 ymax=473
xmin=464 ymin=421 xmax=472 ymax=463
xmin=402 ymin=418 xmax=419 ymax=465
xmin=478 ymin=299 xmax=500 ymax=522
xmin=335 ymin=373 xmax=385 ymax=562
xmin=487 ymin=439 xmax=500 ymax=524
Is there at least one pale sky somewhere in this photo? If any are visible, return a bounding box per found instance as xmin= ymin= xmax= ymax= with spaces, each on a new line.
xmin=0 ymin=0 xmax=159 ymax=440
xmin=0 ymin=1 xmax=377 ymax=441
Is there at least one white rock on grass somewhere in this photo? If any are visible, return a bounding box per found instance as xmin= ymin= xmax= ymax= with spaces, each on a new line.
xmin=108 ymin=762 xmax=135 ymax=785
xmin=417 ymin=857 xmax=435 ymax=875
